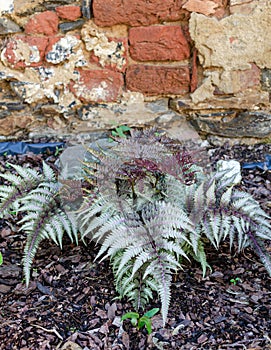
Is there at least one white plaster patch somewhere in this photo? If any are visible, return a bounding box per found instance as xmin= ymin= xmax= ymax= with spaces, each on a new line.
xmin=75 ymin=81 xmax=109 ymax=101
xmin=0 ymin=0 xmax=14 ymax=14
xmin=0 ymin=59 xmax=81 ymax=111
xmin=29 ymin=45 xmax=40 ymax=63
xmin=38 ymin=67 xmax=55 ymax=81
xmin=122 ymin=91 xmax=145 ymax=105
xmin=74 ymin=48 xmax=87 ymax=67
xmin=10 ymin=81 xmax=42 ymax=102
xmin=46 ymin=35 xmax=81 ymax=64
xmin=82 ymin=21 xmax=126 ymax=71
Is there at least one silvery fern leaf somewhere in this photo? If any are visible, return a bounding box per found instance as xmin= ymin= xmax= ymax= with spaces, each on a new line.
xmin=0 ymin=162 xmax=78 ymax=286
xmin=80 ymin=197 xmax=196 ymax=325
xmin=197 ymin=163 xmax=271 ymax=276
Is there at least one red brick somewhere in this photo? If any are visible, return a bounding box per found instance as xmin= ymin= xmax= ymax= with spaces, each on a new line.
xmin=191 ymin=49 xmax=198 ymax=92
xmin=2 ymin=35 xmax=48 ymax=68
xmin=93 ymin=0 xmax=189 ymax=27
xmin=129 ymin=26 xmax=190 ymax=62
xmin=56 ymin=6 xmax=81 ymax=21
xmin=126 ymin=65 xmax=190 ymax=95
xmin=70 ymin=69 xmax=124 ymax=102
xmin=25 ymin=11 xmax=59 ymax=36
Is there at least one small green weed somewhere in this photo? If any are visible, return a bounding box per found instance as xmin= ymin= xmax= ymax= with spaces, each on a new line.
xmin=0 ymin=252 xmax=3 ymax=265
xmin=230 ymin=277 xmax=241 ymax=285
xmin=121 ymin=308 xmax=159 ymax=335
xmin=110 ymin=125 xmax=131 ymax=139
xmin=54 ymin=146 xmax=64 ymax=157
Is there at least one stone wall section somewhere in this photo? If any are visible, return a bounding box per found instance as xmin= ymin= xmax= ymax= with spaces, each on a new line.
xmin=0 ymin=0 xmax=270 ymax=144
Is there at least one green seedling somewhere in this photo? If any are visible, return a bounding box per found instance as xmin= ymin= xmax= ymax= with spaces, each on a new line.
xmin=121 ymin=308 xmax=159 ymax=335
xmin=111 ymin=125 xmax=131 ymax=139
xmin=54 ymin=146 xmax=64 ymax=157
xmin=69 ymin=327 xmax=77 ymax=333
xmin=230 ymin=277 xmax=241 ymax=285
xmin=0 ymin=252 xmax=3 ymax=265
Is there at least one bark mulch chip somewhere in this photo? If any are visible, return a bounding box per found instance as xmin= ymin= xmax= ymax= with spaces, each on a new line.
xmin=0 ymin=142 xmax=270 ymax=349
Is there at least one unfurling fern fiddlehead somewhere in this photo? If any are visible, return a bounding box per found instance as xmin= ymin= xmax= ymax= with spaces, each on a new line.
xmin=0 ymin=162 xmax=78 ymax=286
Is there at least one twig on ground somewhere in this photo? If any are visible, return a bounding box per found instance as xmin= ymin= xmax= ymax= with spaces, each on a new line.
xmin=30 ymin=324 xmax=63 ymax=340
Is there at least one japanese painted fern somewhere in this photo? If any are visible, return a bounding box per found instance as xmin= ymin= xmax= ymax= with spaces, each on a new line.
xmin=78 ymin=129 xmax=271 ymax=325
xmin=1 ymin=129 xmax=270 ymax=327
xmin=0 ymin=162 xmax=78 ymax=285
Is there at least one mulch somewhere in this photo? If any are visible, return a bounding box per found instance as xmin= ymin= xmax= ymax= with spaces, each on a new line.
xmin=0 ymin=140 xmax=270 ymax=350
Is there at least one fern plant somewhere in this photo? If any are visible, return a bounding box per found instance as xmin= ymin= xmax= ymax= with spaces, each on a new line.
xmin=0 ymin=129 xmax=270 ymax=327
xmin=0 ymin=162 xmax=78 ymax=286
xmin=79 ymin=128 xmax=271 ymax=325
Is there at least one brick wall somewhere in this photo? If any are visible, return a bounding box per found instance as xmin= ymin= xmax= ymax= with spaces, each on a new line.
xmin=0 ymin=0 xmax=270 ymax=144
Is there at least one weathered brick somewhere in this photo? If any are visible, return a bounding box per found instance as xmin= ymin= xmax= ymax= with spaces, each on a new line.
xmin=215 ymin=64 xmax=260 ymax=94
xmin=56 ymin=6 xmax=81 ymax=21
xmin=129 ymin=26 xmax=190 ymax=62
xmin=93 ymin=0 xmax=189 ymax=27
xmin=25 ymin=11 xmax=59 ymax=36
xmin=239 ymin=64 xmax=260 ymax=90
xmin=183 ymin=0 xmax=227 ymax=18
xmin=183 ymin=0 xmax=218 ymax=15
xmin=126 ymin=65 xmax=190 ymax=95
xmin=70 ymin=69 xmax=124 ymax=102
xmin=1 ymin=35 xmax=48 ymax=68
xmin=230 ymin=0 xmax=257 ymax=15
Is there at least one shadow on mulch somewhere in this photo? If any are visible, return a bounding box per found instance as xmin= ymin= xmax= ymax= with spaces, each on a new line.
xmin=0 ymin=141 xmax=270 ymax=350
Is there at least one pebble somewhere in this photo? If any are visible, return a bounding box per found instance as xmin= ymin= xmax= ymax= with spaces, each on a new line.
xmin=59 ymin=20 xmax=85 ymax=33
xmin=0 ymin=17 xmax=21 ymax=34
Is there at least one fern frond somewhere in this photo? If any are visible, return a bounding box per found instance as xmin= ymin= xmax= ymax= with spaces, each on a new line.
xmin=19 ymin=187 xmax=77 ymax=286
xmin=246 ymin=232 xmax=271 ymax=277
xmin=80 ymin=197 xmax=195 ymax=325
xmin=0 ymin=162 xmax=78 ymax=286
xmin=182 ymin=240 xmax=211 ymax=277
xmin=42 ymin=161 xmax=57 ymax=181
xmin=143 ymin=257 xmax=173 ymax=326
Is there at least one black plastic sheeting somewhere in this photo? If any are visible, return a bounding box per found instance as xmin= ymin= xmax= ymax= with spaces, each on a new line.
xmin=0 ymin=141 xmax=65 ymax=156
xmin=242 ymin=154 xmax=271 ymax=171
xmin=0 ymin=141 xmax=270 ymax=171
